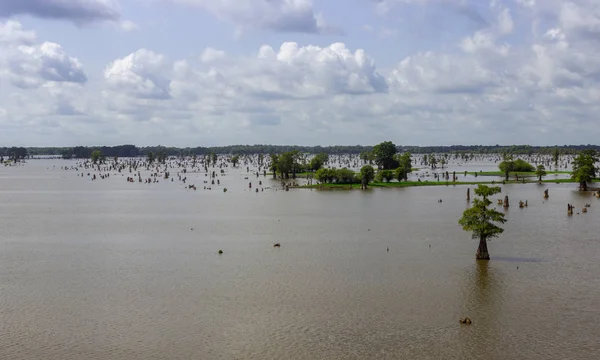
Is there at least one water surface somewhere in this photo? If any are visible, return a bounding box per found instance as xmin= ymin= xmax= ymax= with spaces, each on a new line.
xmin=1 ymin=160 xmax=598 ymax=359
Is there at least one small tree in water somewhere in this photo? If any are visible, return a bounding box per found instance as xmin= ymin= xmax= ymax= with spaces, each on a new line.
xmin=458 ymin=185 xmax=506 ymax=260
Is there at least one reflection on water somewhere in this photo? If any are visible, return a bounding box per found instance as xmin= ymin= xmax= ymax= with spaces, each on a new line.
xmin=0 ymin=160 xmax=599 ymax=359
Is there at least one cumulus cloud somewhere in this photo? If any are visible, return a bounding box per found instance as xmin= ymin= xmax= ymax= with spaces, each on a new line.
xmin=0 ymin=20 xmax=36 ymax=44
xmin=249 ymin=42 xmax=388 ymax=97
xmin=104 ymin=49 xmax=171 ymax=100
xmin=200 ymin=47 xmax=226 ymax=63
xmin=3 ymin=1 xmax=600 ymax=145
xmin=8 ymin=42 xmax=87 ymax=88
xmin=1 ymin=22 xmax=87 ymax=89
xmin=0 ymin=0 xmax=120 ymax=24
xmin=168 ymin=0 xmax=338 ymax=34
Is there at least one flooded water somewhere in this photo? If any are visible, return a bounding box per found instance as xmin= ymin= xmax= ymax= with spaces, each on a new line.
xmin=1 ymin=159 xmax=599 ymax=359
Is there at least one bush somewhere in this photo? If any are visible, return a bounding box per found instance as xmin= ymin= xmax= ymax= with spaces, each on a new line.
xmin=499 ymin=159 xmax=535 ymax=173
xmin=376 ymin=169 xmax=395 ymax=182
xmin=315 ymin=167 xmax=360 ymax=184
xmin=337 ymin=168 xmax=358 ymax=184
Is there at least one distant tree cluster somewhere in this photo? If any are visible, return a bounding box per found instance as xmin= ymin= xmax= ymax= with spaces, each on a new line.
xmin=15 ymin=144 xmax=600 ymax=157
xmin=0 ymin=147 xmax=28 ymax=162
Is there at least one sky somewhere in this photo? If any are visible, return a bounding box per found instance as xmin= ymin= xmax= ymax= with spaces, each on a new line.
xmin=0 ymin=0 xmax=599 ymax=147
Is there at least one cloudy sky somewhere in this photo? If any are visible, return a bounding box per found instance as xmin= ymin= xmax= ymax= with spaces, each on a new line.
xmin=0 ymin=0 xmax=599 ymax=147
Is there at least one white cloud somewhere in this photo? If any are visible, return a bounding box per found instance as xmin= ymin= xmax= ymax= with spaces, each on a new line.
xmin=3 ymin=1 xmax=600 ymax=145
xmin=168 ymin=0 xmax=338 ymax=34
xmin=1 ymin=22 xmax=88 ymax=89
xmin=200 ymin=47 xmax=226 ymax=63
xmin=104 ymin=49 xmax=171 ymax=100
xmin=497 ymin=7 xmax=513 ymax=34
xmin=119 ymin=20 xmax=139 ymax=32
xmin=0 ymin=20 xmax=36 ymax=44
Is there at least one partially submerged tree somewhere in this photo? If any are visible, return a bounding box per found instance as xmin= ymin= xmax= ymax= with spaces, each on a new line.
xmin=360 ymin=165 xmax=375 ymax=189
xmin=458 ymin=185 xmax=506 ymax=260
xmin=499 ymin=154 xmax=514 ymax=181
xmin=553 ymin=148 xmax=560 ymax=168
xmin=535 ymin=164 xmax=547 ymax=182
xmin=90 ymin=150 xmax=103 ymax=164
xmin=372 ymin=141 xmax=398 ymax=170
xmin=360 ymin=150 xmax=374 ymax=164
xmin=395 ymin=152 xmax=413 ymax=181
xmin=309 ymin=153 xmax=329 ymax=171
xmin=146 ymin=151 xmax=155 ymax=165
xmin=571 ymin=150 xmax=598 ymax=191
xmin=231 ymin=154 xmax=240 ymax=167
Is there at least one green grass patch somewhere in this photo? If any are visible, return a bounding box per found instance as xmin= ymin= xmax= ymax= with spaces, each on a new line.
xmin=466 ymin=170 xmax=570 ymax=177
xmin=296 ymin=177 xmax=600 ymax=189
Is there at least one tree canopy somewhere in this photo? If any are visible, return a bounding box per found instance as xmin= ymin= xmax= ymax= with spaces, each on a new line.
xmin=458 ymin=185 xmax=506 ymax=260
xmin=372 ymin=141 xmax=399 ymax=170
xmin=535 ymin=164 xmax=547 ymax=182
xmin=571 ymin=150 xmax=598 ymax=191
xmin=395 ymin=152 xmax=413 ymax=181
xmin=309 ymin=153 xmax=329 ymax=171
xmin=90 ymin=150 xmax=104 ymax=164
xmin=360 ymin=165 xmax=375 ymax=189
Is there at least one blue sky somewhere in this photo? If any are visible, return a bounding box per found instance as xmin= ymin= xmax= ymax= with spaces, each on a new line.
xmin=1 ymin=0 xmax=599 ymax=147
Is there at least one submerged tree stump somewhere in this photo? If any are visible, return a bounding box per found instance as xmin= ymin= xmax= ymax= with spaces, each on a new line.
xmin=504 ymin=195 xmax=509 ymax=208
xmin=544 ymin=189 xmax=549 ymax=199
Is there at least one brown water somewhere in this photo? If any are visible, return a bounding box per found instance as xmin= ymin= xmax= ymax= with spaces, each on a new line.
xmin=1 ymin=160 xmax=599 ymax=359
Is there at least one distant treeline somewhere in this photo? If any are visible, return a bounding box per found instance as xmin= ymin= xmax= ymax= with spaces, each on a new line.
xmin=6 ymin=144 xmax=600 ymax=159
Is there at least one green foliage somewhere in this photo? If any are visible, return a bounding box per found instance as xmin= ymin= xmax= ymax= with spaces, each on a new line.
xmin=513 ymin=159 xmax=534 ymax=172
xmin=360 ymin=165 xmax=375 ymax=183
xmin=553 ymin=148 xmax=560 ymax=166
xmin=395 ymin=152 xmax=413 ymax=181
xmin=315 ymin=168 xmax=358 ymax=184
xmin=269 ymin=154 xmax=279 ymax=178
xmin=429 ymin=155 xmax=438 ymax=169
xmin=376 ymin=170 xmax=395 ymax=182
xmin=231 ymin=154 xmax=240 ymax=167
xmin=535 ymin=164 xmax=547 ymax=181
xmin=146 ymin=151 xmax=155 ymax=164
xmin=309 ymin=153 xmax=329 ymax=171
xmin=359 ymin=150 xmax=374 ymax=164
xmin=273 ymin=150 xmax=301 ymax=179
xmin=337 ymin=168 xmax=357 ymax=184
xmin=499 ymin=157 xmax=534 ymax=179
xmin=90 ymin=150 xmax=104 ymax=164
xmin=458 ymin=185 xmax=506 ymax=241
xmin=571 ymin=150 xmax=598 ymax=190
xmin=61 ymin=149 xmax=73 ymax=159
xmin=372 ymin=141 xmax=399 ymax=170
xmin=6 ymin=147 xmax=28 ymax=161
xmin=156 ymin=149 xmax=167 ymax=164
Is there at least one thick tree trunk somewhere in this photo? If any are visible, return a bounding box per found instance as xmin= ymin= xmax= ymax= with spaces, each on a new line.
xmin=361 ymin=178 xmax=368 ymax=190
xmin=476 ymin=237 xmax=490 ymax=260
xmin=580 ymin=181 xmax=588 ymax=191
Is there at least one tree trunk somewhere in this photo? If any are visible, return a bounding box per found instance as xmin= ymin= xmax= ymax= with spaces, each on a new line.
xmin=476 ymin=237 xmax=490 ymax=260
xmin=580 ymin=181 xmax=588 ymax=191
